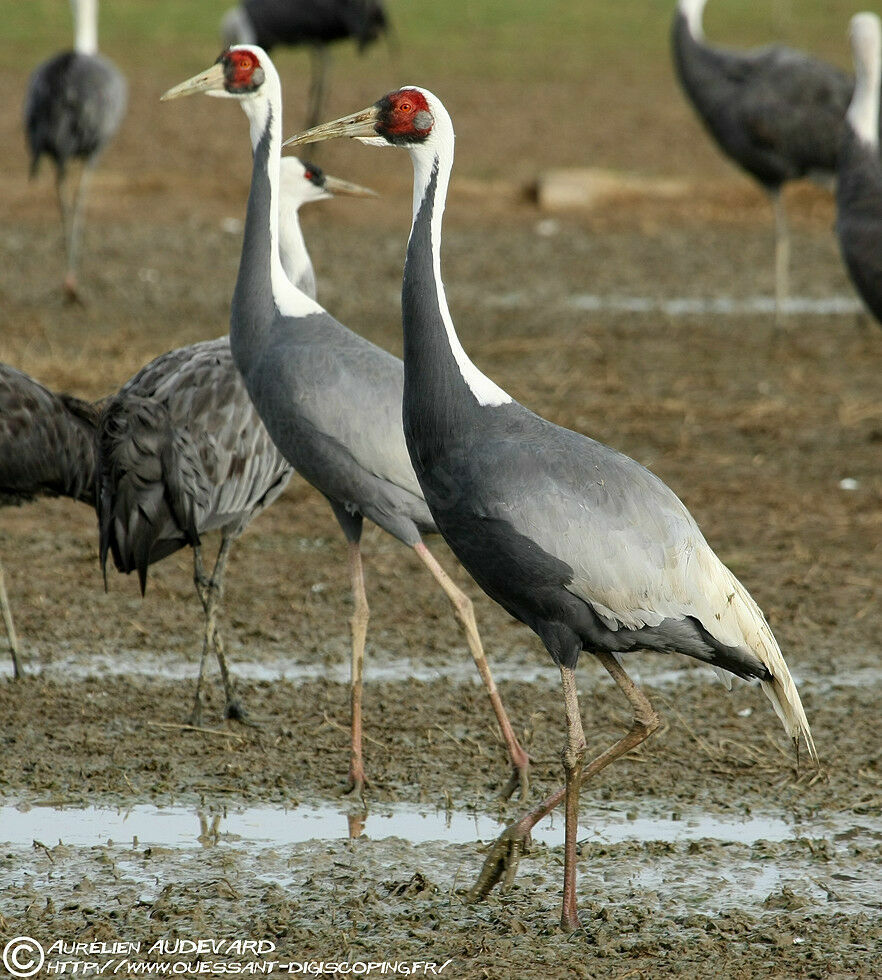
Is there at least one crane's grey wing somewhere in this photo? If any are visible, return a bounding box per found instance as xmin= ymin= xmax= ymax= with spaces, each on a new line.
xmin=24 ymin=52 xmax=126 ymax=171
xmin=738 ymin=49 xmax=852 ymax=174
xmin=0 ymin=364 xmax=96 ymax=505
xmin=836 ymin=126 xmax=882 ymax=322
xmin=472 ymin=416 xmax=774 ymax=657
xmin=258 ymin=314 xmax=424 ymax=501
xmin=157 ymin=340 xmax=293 ymax=534
xmin=98 ymin=338 xmax=291 ymax=589
xmin=243 ymin=0 xmax=387 ymax=47
xmin=69 ymin=54 xmax=128 ymax=153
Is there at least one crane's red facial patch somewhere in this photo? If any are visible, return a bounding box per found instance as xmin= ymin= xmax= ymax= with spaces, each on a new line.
xmin=220 ymin=48 xmax=265 ymax=92
xmin=375 ymin=89 xmax=434 ymax=144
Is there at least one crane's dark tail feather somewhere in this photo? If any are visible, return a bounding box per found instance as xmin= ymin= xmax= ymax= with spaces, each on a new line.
xmin=96 ymin=396 xmax=196 ymax=597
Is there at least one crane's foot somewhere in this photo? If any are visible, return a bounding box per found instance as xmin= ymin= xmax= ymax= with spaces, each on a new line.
xmin=62 ymin=274 xmax=84 ymax=306
xmin=224 ymin=698 xmax=250 ymax=724
xmin=498 ymin=757 xmax=531 ymax=803
xmin=560 ymin=905 xmax=583 ymax=933
xmin=186 ymin=699 xmax=204 ymax=728
xmin=468 ymin=821 xmax=533 ymax=901
xmin=343 ymin=764 xmax=368 ymax=801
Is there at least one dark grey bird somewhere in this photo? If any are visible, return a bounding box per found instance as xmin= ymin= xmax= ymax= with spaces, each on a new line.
xmin=220 ymin=0 xmax=391 ymax=129
xmin=287 ymin=85 xmax=818 ymax=931
xmin=836 ymin=13 xmax=882 ymax=326
xmin=161 ymin=47 xmax=530 ymax=800
xmin=0 ymin=364 xmax=98 ymax=679
xmin=24 ymin=0 xmax=127 ymax=302
xmin=671 ymin=0 xmax=854 ymax=321
xmin=97 ymin=157 xmax=370 ymax=725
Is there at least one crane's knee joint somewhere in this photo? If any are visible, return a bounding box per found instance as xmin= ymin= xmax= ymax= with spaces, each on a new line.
xmin=635 ymin=708 xmax=661 ymax=738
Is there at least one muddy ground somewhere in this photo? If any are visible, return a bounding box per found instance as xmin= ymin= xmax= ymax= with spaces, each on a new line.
xmin=1 ymin=45 xmax=882 ymax=979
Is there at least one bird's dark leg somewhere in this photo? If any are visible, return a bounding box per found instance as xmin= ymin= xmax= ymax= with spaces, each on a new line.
xmin=413 ymin=541 xmax=530 ymax=801
xmin=187 ymin=545 xmax=212 ymax=726
xmin=770 ymin=188 xmax=790 ymax=326
xmin=346 ymin=539 xmax=370 ymax=797
xmin=306 ymin=45 xmax=331 ymax=130
xmin=206 ymin=535 xmax=246 ymax=722
xmin=0 ymin=558 xmax=25 ymax=680
xmin=469 ymin=651 xmax=660 ymax=926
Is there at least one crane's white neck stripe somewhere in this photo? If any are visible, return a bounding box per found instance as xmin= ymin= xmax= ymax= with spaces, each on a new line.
xmin=72 ymin=0 xmax=98 ymax=55
xmin=678 ymin=0 xmax=706 ymax=41
xmin=410 ymin=148 xmax=511 ymax=408
xmin=848 ymin=19 xmax=881 ymax=149
xmin=244 ymin=92 xmax=324 ymax=319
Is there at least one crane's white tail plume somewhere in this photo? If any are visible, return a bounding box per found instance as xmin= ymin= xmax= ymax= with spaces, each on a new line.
xmin=727 ymin=573 xmax=818 ymax=765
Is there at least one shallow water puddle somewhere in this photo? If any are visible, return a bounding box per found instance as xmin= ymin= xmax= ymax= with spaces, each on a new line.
xmin=0 ymin=800 xmax=843 ymax=850
xmin=4 ymin=650 xmax=871 ymax=694
xmin=564 ymin=293 xmax=863 ymax=316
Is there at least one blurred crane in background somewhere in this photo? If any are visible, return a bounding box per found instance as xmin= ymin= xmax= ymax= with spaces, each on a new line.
xmin=24 ymin=0 xmax=127 ymax=303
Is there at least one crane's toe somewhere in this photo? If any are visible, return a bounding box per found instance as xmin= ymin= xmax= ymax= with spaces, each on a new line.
xmin=468 ymin=823 xmax=533 ymax=901
xmin=224 ymin=698 xmax=251 ymax=724
xmin=498 ymin=759 xmax=531 ymax=804
xmin=62 ymin=273 xmax=84 ymax=306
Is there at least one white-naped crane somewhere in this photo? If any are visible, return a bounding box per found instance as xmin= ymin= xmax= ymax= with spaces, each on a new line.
xmin=836 ymin=13 xmax=882 ymax=327
xmin=161 ymin=47 xmax=530 ymax=801
xmin=286 ymin=85 xmax=818 ymax=931
xmin=0 ymin=364 xmax=98 ymax=679
xmin=98 ymin=157 xmax=372 ymax=726
xmin=24 ymin=0 xmax=127 ymax=303
xmin=220 ymin=0 xmax=391 ymax=129
xmin=671 ymin=0 xmax=855 ymax=322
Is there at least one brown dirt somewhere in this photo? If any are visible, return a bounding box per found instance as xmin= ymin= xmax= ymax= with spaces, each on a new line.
xmin=1 ymin=51 xmax=881 ymax=980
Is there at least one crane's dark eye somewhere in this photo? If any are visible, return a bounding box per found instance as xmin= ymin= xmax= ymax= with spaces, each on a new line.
xmin=398 ymin=102 xmax=413 ymax=114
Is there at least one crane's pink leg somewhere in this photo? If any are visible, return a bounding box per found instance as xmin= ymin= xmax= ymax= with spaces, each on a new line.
xmin=0 ymin=558 xmax=25 ymax=679
xmin=560 ymin=664 xmax=585 ymax=931
xmin=469 ymin=651 xmax=660 ymax=932
xmin=413 ymin=541 xmax=530 ymax=801
xmin=346 ymin=540 xmax=370 ymax=797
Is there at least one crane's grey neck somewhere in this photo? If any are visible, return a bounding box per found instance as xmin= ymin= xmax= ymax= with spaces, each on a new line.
xmin=407 ymin=140 xmax=511 ymax=407
xmin=240 ymin=86 xmax=322 ymax=317
xmin=72 ymin=0 xmax=98 ymax=55
xmin=678 ymin=0 xmax=706 ymax=41
xmin=848 ymin=14 xmax=881 ymax=148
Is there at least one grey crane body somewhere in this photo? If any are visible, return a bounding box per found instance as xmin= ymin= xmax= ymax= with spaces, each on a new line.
xmin=671 ymin=0 xmax=857 ymax=317
xmin=222 ymin=0 xmax=390 ymax=129
xmin=25 ymin=50 xmax=126 ymax=178
xmin=404 ymin=170 xmax=772 ymax=683
xmin=0 ymin=365 xmax=97 ymax=508
xmin=0 ymin=364 xmax=98 ymax=678
xmin=286 ymin=83 xmax=817 ymax=928
xmin=95 ymin=153 xmax=362 ymax=722
xmin=835 ymin=13 xmax=882 ymax=326
xmin=162 ymin=49 xmax=531 ymax=799
xmin=24 ymin=0 xmax=126 ymax=301
xmin=225 ymin=0 xmax=387 ymax=51
xmin=232 ymin=130 xmax=432 ymax=548
xmin=836 ymin=127 xmax=882 ymax=322
xmin=671 ymin=8 xmax=852 ymax=191
xmin=98 ymin=337 xmax=292 ymax=592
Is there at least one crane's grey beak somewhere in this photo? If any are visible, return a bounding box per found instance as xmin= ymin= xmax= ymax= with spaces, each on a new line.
xmin=161 ymin=63 xmax=226 ymax=101
xmin=322 ymin=174 xmax=377 ymax=198
xmin=283 ymin=105 xmax=381 ymax=147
